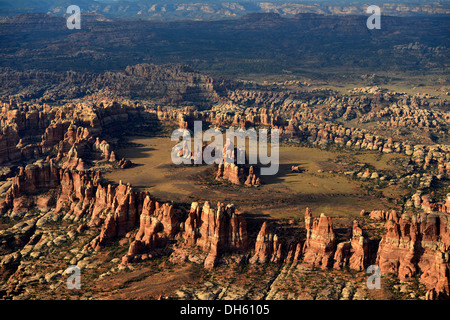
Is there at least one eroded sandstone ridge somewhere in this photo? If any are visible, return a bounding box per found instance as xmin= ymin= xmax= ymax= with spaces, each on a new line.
xmin=376 ymin=211 xmax=450 ymax=298
xmin=0 ymin=160 xmax=145 ymax=244
xmin=0 ymin=156 xmax=449 ymax=299
xmin=121 ymin=198 xmax=179 ymax=263
xmin=122 ymin=201 xmax=248 ymax=269
xmin=249 ymin=222 xmax=284 ymax=264
xmin=0 ymin=102 xmax=133 ymax=170
xmin=247 ymin=209 xmax=368 ymax=271
xmin=333 ymin=220 xmax=368 ymax=271
xmin=0 ymin=159 xmax=249 ymax=278
xmin=245 ymin=208 xmax=449 ymax=299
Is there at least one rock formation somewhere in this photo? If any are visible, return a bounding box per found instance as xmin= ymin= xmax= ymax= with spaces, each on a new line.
xmin=186 ymin=201 xmax=248 ymax=269
xmin=376 ymin=212 xmax=450 ymax=298
xmin=302 ymin=208 xmax=336 ymax=269
xmin=249 ymin=222 xmax=283 ymax=264
xmin=0 ymin=160 xmax=146 ymax=251
xmin=333 ymin=220 xmax=368 ymax=271
xmin=122 ymin=198 xmax=179 ymax=263
xmin=123 ymin=201 xmax=248 ymax=269
xmin=215 ymin=140 xmax=260 ymax=186
xmin=369 ymin=209 xmax=399 ymax=221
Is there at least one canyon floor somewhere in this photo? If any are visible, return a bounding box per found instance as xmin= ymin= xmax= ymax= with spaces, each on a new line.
xmin=104 ymin=135 xmax=403 ymax=219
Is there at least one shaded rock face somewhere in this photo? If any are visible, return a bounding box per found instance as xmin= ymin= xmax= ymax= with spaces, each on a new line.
xmin=216 ymin=162 xmax=244 ymax=185
xmin=0 ymin=160 xmax=61 ymax=216
xmin=122 ymin=198 xmax=179 ymax=263
xmin=13 ymin=160 xmax=61 ymax=194
xmin=193 ymin=202 xmax=248 ymax=251
xmin=376 ymin=212 xmax=450 ymax=298
xmin=197 ymin=202 xmax=248 ymax=269
xmin=302 ymin=209 xmax=336 ymax=269
xmin=333 ymin=220 xmax=368 ymax=271
xmin=0 ymin=125 xmax=21 ymax=164
xmin=249 ymin=222 xmax=283 ymax=264
xmin=88 ymin=182 xmax=147 ymax=250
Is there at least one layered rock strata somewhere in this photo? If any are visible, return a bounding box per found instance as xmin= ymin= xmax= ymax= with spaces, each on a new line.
xmin=376 ymin=211 xmax=450 ymax=298
xmin=302 ymin=209 xmax=336 ymax=269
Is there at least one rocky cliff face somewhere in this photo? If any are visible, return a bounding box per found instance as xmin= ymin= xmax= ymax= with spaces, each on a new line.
xmin=244 ymin=208 xmax=449 ymax=298
xmin=376 ymin=211 xmax=450 ymax=298
xmin=216 ymin=163 xmax=261 ymax=186
xmin=197 ymin=202 xmax=248 ymax=268
xmin=1 ymin=156 xmax=449 ymax=298
xmin=122 ymin=198 xmax=179 ymax=263
xmin=0 ymin=102 xmax=124 ymax=169
xmin=302 ymin=209 xmax=336 ymax=269
xmin=0 ymin=160 xmax=146 ymax=250
xmin=122 ymin=200 xmax=249 ymax=269
xmin=249 ymin=221 xmax=283 ymax=264
xmin=333 ymin=220 xmax=368 ymax=271
xmin=248 ymin=209 xmax=368 ymax=272
xmin=0 ymin=125 xmax=21 ymax=165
